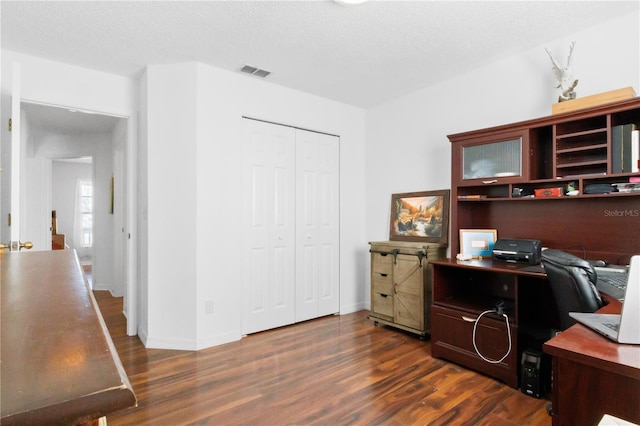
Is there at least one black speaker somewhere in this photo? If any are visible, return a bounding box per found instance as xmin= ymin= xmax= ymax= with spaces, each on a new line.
xmin=521 ymin=349 xmax=545 ymax=398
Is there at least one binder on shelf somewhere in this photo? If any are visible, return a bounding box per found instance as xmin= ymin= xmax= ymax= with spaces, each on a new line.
xmin=612 ymin=124 xmax=638 ymax=173
xmin=623 ymin=124 xmax=636 ymax=172
xmin=632 ymin=129 xmax=639 ymax=173
xmin=613 ymin=125 xmax=622 ymax=173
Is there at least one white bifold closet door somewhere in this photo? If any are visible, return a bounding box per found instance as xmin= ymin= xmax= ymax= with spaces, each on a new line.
xmin=242 ymin=118 xmax=339 ymax=335
xmin=294 ymin=128 xmax=340 ymax=323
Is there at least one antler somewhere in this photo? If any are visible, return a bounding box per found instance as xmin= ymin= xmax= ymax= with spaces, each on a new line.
xmin=566 ymin=41 xmax=576 ymax=68
xmin=545 ymin=47 xmax=563 ymax=80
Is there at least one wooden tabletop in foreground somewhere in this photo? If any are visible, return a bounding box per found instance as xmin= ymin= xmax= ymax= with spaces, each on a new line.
xmin=1 ymin=250 xmax=136 ymax=425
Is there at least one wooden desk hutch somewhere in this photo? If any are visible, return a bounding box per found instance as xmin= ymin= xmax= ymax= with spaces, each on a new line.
xmin=431 ymin=97 xmax=640 ymax=419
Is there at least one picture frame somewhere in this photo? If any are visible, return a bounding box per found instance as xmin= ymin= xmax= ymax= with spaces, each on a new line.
xmin=459 ymin=229 xmax=497 ymax=258
xmin=389 ymin=190 xmax=450 ymax=244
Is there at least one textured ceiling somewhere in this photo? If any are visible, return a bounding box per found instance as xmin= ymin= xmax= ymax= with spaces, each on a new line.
xmin=2 ymin=0 xmax=639 ymax=111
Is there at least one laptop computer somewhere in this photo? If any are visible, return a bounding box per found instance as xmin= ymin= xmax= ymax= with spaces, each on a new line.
xmin=594 ymin=265 xmax=628 ymax=301
xmin=569 ymin=255 xmax=640 ymax=344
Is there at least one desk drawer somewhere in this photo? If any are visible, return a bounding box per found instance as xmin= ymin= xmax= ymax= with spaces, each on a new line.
xmin=431 ymin=305 xmax=518 ymax=387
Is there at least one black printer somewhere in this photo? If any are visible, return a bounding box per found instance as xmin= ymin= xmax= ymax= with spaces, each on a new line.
xmin=492 ymin=239 xmax=542 ymax=264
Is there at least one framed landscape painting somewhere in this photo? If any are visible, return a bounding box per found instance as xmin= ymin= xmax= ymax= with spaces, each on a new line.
xmin=389 ymin=190 xmax=450 ymax=245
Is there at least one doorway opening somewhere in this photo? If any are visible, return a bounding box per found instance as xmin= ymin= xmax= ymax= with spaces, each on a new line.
xmin=2 ymin=92 xmax=137 ymax=335
xmin=18 ymin=101 xmax=126 ymax=296
xmin=52 ymin=156 xmax=94 ymax=283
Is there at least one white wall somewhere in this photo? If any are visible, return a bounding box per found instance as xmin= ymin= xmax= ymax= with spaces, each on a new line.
xmin=196 ymin=64 xmax=367 ymax=349
xmin=137 ymin=71 xmax=149 ymax=338
xmin=140 ymin=62 xmax=366 ymax=350
xmin=141 ymin=63 xmax=199 ymax=348
xmin=92 ymin=133 xmax=116 ymax=291
xmin=365 ymin=12 xmax=640 ymax=254
xmin=1 ymin=51 xmax=135 ymax=117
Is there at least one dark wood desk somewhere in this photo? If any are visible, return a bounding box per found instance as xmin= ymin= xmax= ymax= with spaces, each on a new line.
xmin=431 ymin=259 xmax=553 ymax=388
xmin=1 ymin=250 xmax=136 ymax=425
xmin=431 ymin=258 xmax=640 ymax=424
xmin=543 ymin=296 xmax=640 ymax=426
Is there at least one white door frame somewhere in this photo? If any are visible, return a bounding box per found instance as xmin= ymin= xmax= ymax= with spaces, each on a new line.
xmin=124 ymin=115 xmax=138 ymax=336
xmin=10 ymin=62 xmax=22 ymax=247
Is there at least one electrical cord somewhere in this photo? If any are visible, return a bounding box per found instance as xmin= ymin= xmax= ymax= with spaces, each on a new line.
xmin=472 ymin=308 xmax=512 ymax=364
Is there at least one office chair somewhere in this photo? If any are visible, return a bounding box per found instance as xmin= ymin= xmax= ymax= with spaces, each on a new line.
xmin=541 ymin=249 xmax=603 ymax=331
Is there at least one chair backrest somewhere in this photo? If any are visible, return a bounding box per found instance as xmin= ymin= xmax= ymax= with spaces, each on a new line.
xmin=541 ymin=249 xmax=603 ymax=330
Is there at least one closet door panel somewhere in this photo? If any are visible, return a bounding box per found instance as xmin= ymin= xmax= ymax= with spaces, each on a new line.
xmin=316 ymin=134 xmax=340 ymax=317
xmin=296 ymin=129 xmax=340 ymax=322
xmin=242 ymin=119 xmax=296 ymax=334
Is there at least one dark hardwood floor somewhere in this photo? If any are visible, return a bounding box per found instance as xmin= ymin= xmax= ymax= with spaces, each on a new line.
xmin=95 ymin=291 xmax=551 ymax=425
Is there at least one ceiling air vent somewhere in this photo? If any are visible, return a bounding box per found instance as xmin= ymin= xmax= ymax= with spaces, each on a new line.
xmin=240 ymin=64 xmax=271 ymax=78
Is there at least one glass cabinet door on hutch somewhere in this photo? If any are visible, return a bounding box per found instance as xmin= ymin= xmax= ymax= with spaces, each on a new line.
xmin=462 ymin=138 xmax=522 ymax=181
xmin=452 ymin=130 xmax=529 ymax=201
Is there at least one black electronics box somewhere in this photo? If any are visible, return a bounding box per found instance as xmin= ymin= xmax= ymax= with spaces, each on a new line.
xmin=492 ymin=239 xmax=542 ymax=264
xmin=521 ymin=349 xmax=549 ymax=398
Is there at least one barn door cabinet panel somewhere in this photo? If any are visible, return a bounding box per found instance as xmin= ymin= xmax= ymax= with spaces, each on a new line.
xmin=368 ymin=241 xmax=446 ymax=337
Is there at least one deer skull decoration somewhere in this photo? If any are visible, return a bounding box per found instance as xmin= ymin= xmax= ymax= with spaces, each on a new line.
xmin=545 ymin=41 xmax=578 ymax=102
